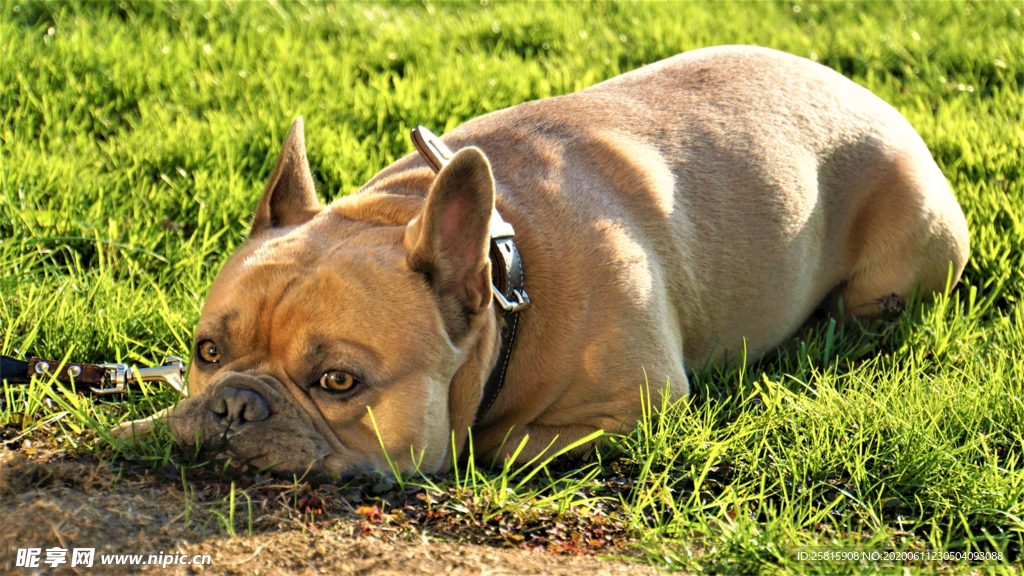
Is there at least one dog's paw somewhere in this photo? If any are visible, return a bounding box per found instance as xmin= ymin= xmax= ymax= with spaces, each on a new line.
xmin=109 ymin=406 xmax=173 ymax=440
xmin=875 ymin=293 xmax=904 ymax=314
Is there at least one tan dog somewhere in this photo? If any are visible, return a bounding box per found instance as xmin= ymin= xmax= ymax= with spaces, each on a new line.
xmin=119 ymin=46 xmax=969 ymax=478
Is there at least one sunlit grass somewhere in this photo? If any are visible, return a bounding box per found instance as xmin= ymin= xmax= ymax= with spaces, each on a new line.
xmin=2 ymin=0 xmax=1022 ymax=572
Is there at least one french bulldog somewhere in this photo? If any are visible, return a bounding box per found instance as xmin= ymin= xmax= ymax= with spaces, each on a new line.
xmin=117 ymin=46 xmax=969 ymax=478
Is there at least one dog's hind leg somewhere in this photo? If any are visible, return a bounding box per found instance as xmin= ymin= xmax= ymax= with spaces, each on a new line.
xmin=833 ymin=148 xmax=970 ymax=318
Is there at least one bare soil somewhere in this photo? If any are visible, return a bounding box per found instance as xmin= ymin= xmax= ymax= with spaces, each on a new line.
xmin=0 ymin=447 xmax=664 ymax=575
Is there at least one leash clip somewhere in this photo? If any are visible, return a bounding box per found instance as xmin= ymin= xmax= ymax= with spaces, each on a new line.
xmin=93 ymin=363 xmax=129 ymax=395
xmin=92 ymin=357 xmax=187 ymax=396
xmin=133 ymin=357 xmax=188 ymax=396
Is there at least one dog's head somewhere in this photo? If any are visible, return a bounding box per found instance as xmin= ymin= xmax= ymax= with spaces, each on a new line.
xmin=169 ymin=118 xmax=500 ymax=479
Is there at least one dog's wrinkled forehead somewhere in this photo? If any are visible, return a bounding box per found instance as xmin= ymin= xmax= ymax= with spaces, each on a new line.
xmin=198 ymin=220 xmax=451 ymax=377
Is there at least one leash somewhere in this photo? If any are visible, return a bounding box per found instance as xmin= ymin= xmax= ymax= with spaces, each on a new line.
xmin=0 ymin=354 xmax=187 ymax=396
xmin=411 ymin=126 xmax=530 ymax=424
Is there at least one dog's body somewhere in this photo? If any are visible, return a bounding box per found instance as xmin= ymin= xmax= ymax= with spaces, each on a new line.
xmin=126 ymin=46 xmax=969 ymax=478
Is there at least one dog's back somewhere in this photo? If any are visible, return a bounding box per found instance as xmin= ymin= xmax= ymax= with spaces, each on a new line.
xmin=433 ymin=45 xmax=968 ymax=367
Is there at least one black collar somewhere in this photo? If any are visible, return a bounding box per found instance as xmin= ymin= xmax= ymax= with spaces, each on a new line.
xmin=410 ymin=126 xmax=530 ymax=425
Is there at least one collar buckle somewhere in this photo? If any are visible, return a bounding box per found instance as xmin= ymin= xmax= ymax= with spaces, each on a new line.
xmin=493 ymin=285 xmax=530 ymax=313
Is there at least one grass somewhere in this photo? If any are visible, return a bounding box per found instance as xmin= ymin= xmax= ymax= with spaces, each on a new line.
xmin=1 ymin=0 xmax=1023 ymax=573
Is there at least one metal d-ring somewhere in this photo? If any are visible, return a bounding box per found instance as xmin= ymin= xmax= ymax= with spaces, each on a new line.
xmin=492 ymin=285 xmax=531 ymax=313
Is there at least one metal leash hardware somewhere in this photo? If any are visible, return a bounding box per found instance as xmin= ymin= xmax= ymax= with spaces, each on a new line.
xmin=92 ymin=357 xmax=188 ymax=396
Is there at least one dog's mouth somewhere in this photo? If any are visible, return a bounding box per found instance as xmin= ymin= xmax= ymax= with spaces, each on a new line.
xmin=186 ymin=439 xmax=333 ymax=480
xmin=177 ymin=418 xmax=336 ymax=480
xmin=168 ymin=376 xmax=342 ymax=479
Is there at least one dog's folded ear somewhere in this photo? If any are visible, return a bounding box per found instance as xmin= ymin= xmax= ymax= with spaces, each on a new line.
xmin=250 ymin=117 xmax=323 ymax=236
xmin=406 ymin=146 xmax=495 ymax=337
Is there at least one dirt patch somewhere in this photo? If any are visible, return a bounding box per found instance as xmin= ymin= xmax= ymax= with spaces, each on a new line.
xmin=1 ymin=449 xmax=664 ymax=575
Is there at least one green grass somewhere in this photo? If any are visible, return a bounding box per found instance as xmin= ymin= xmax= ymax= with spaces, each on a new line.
xmin=2 ymin=0 xmax=1023 ymax=573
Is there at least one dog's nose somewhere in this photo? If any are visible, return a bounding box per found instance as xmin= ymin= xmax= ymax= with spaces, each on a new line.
xmin=209 ymin=386 xmax=270 ymax=425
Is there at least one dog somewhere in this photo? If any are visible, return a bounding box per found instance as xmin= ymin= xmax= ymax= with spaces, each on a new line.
xmin=116 ymin=46 xmax=969 ymax=478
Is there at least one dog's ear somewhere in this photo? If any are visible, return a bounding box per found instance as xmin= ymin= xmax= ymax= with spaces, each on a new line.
xmin=250 ymin=117 xmax=322 ymax=236
xmin=406 ymin=147 xmax=495 ymax=336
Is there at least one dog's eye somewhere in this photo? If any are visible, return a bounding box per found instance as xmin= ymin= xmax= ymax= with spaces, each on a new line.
xmin=197 ymin=340 xmax=221 ymax=363
xmin=319 ymin=370 xmax=359 ymax=393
